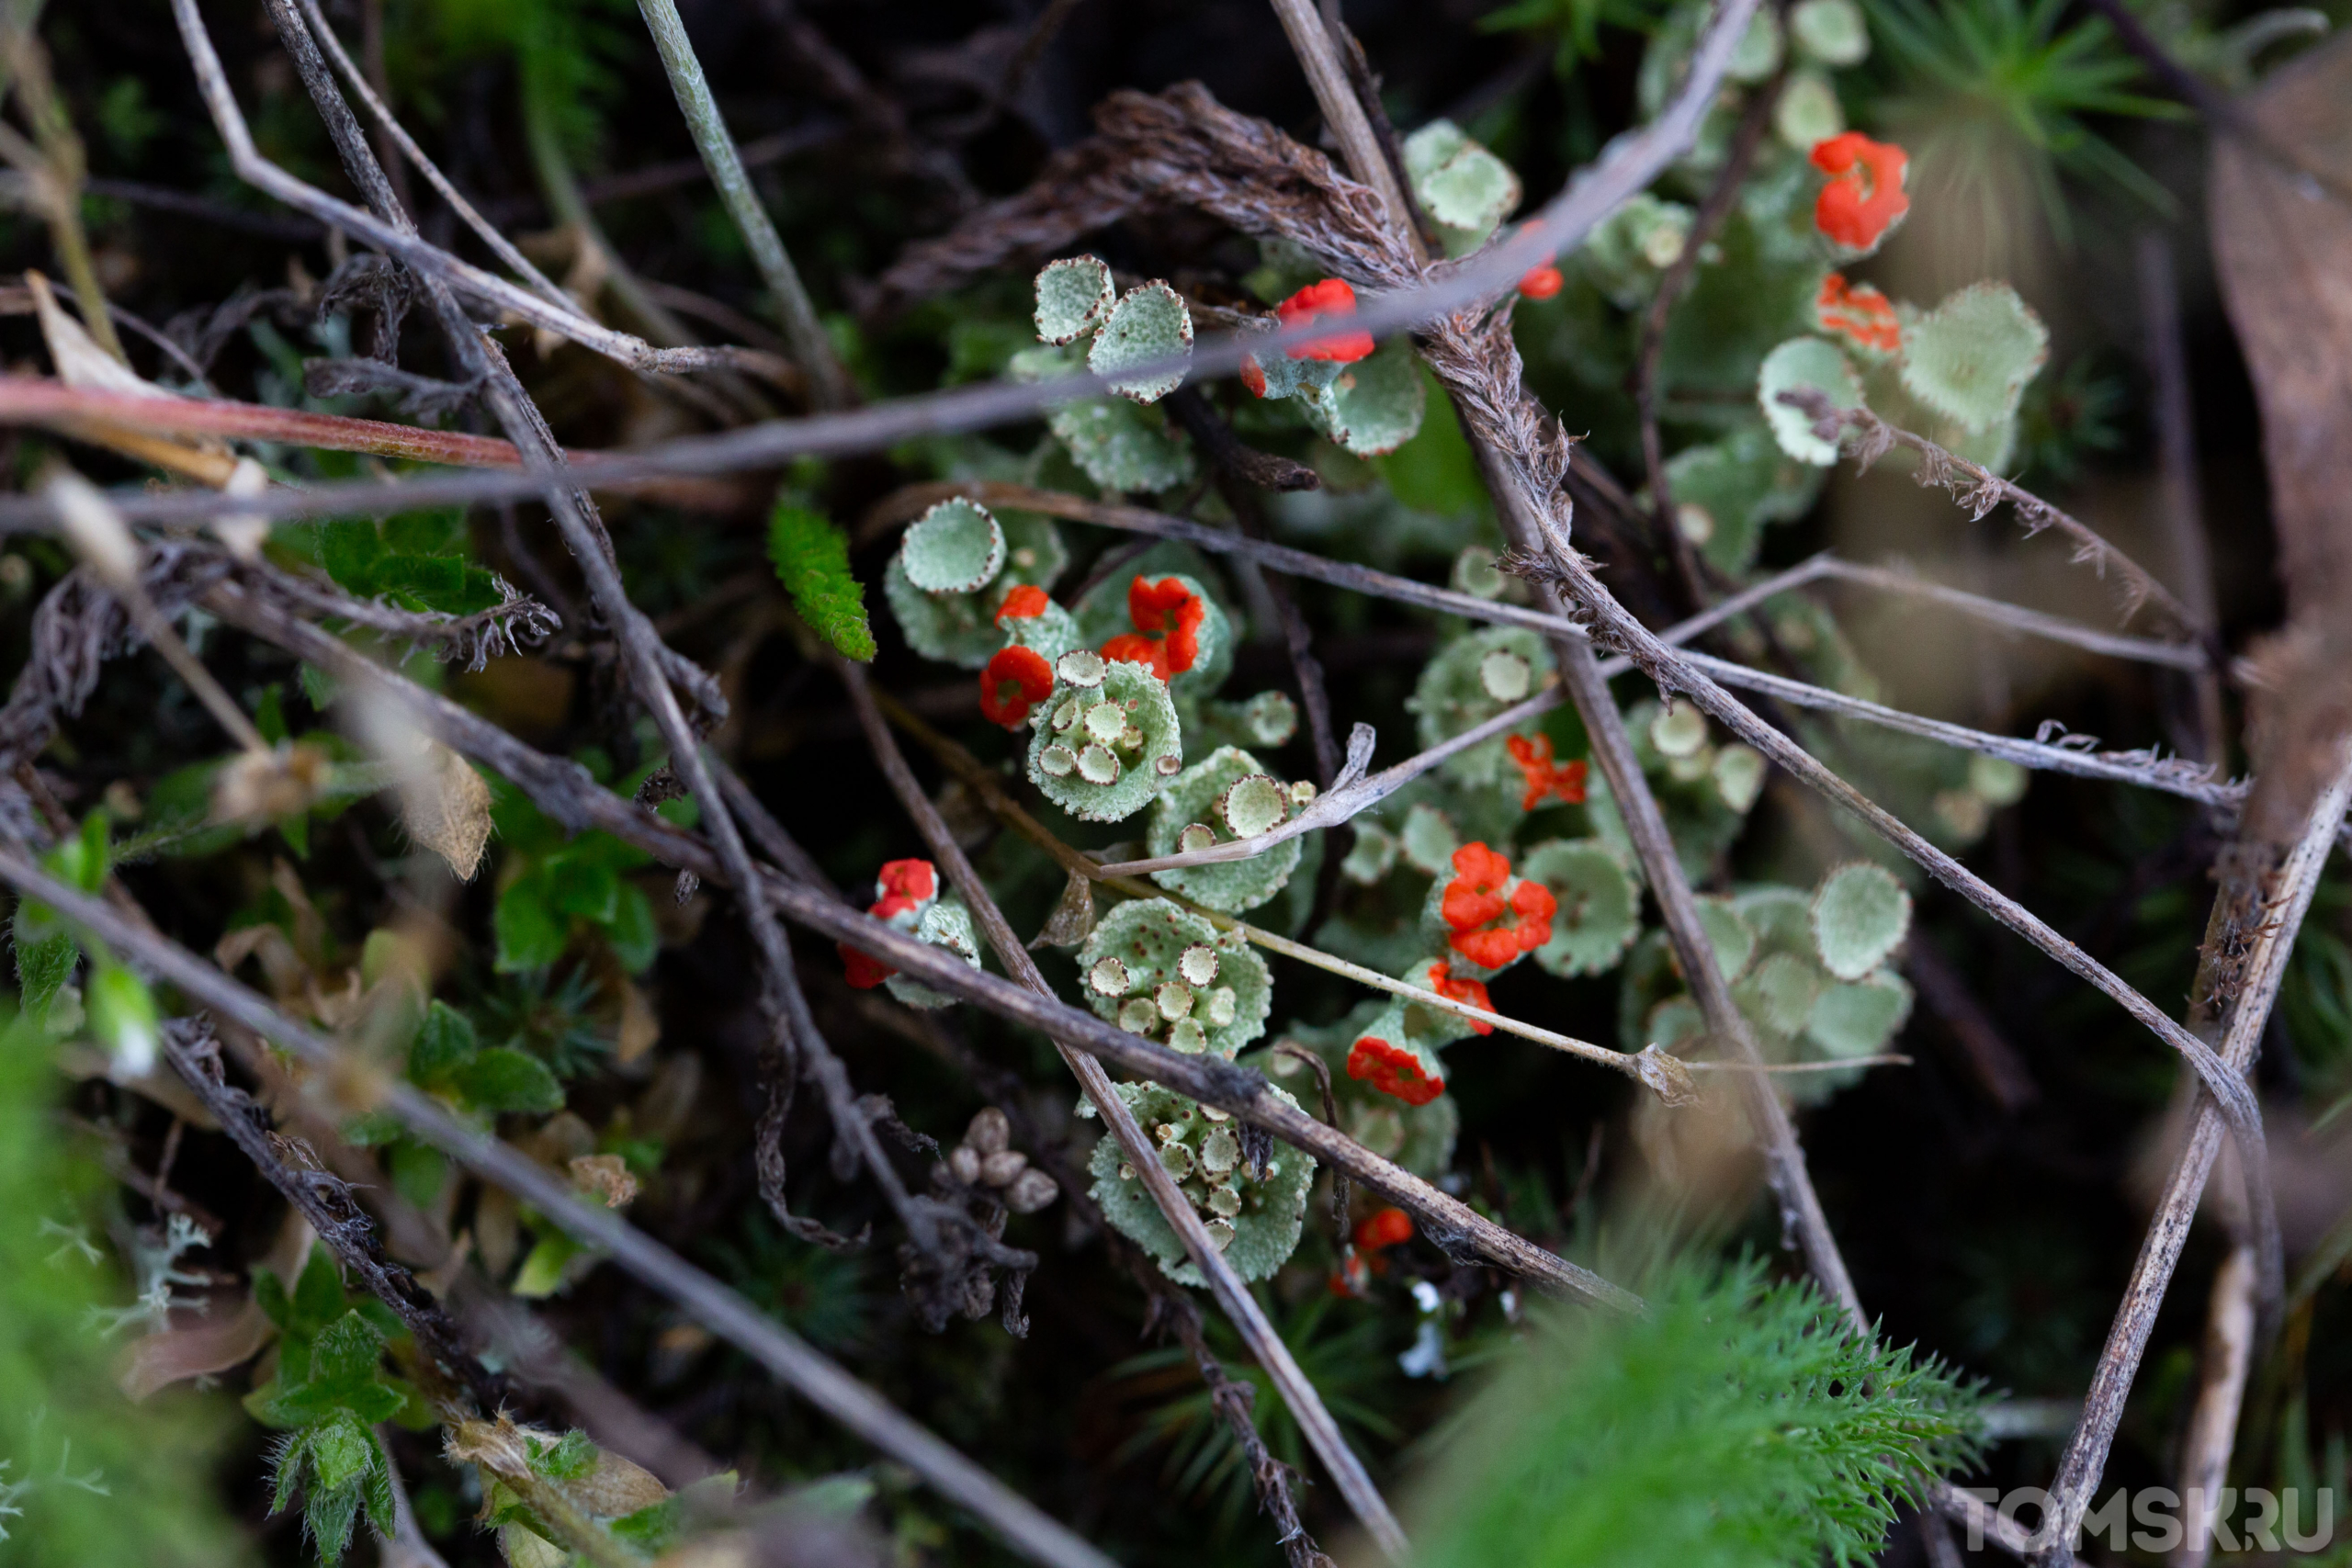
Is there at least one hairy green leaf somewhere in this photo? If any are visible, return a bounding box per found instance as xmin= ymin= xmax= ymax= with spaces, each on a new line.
xmin=767 ymin=502 xmax=876 ymax=660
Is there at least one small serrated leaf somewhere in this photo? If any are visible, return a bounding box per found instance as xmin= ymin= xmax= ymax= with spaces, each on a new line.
xmin=766 ymin=502 xmax=876 ymax=660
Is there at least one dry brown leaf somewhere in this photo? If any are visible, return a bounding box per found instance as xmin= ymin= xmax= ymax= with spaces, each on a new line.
xmin=616 ymin=976 xmax=661 ymax=1064
xmin=2211 ymin=36 xmax=2352 ymax=839
xmin=117 ymin=1299 xmax=273 ymax=1402
xmin=569 ymin=1152 xmax=639 ymax=1209
xmin=399 ymin=738 xmax=493 ymax=880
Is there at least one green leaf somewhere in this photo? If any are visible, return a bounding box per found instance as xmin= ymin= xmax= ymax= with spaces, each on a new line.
xmin=541 ymin=853 xmax=619 ymax=923
xmin=767 ymin=502 xmax=876 ymax=661
xmin=15 ymin=927 xmax=77 ymax=1018
xmin=455 ymin=1046 xmax=565 ymax=1114
xmin=254 ymin=1269 xmax=293 ymax=1333
xmin=409 ymin=998 xmax=480 ymax=1085
xmin=318 ymin=518 xmax=385 ymax=592
xmin=254 ymin=683 xmax=288 ymax=747
xmin=526 ymin=1428 xmax=598 ymax=1482
xmin=305 ymin=1481 xmax=362 ymax=1565
xmin=494 ymin=876 xmax=569 ymax=972
xmin=270 ymin=1430 xmax=311 ymax=1513
xmin=512 ymin=1230 xmax=584 ymax=1298
xmin=305 ymin=1410 xmax=378 ymax=1492
xmin=604 ymin=880 xmax=659 ymax=975
xmin=292 ymin=1244 xmax=348 ymax=1331
xmin=306 ymin=1312 xmax=388 ymax=1402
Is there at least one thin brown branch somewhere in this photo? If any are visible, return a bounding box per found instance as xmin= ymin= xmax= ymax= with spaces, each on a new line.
xmin=158 ymin=1018 xmax=506 ymax=1410
xmin=2171 ymin=1239 xmax=2257 ymax=1568
xmin=1781 ymin=390 xmax=2207 ymax=637
xmin=2037 ymin=745 xmax=2352 ymax=1558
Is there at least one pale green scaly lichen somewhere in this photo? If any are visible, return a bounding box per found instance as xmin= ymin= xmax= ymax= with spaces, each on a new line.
xmin=1808 ymin=862 xmax=1912 ymax=980
xmin=1145 ymin=747 xmax=1306 ymax=914
xmin=1758 ymin=336 xmax=1862 ymax=466
xmin=1026 ymin=655 xmax=1183 ymax=823
xmin=1089 ymin=281 xmax=1193 ymax=403
xmin=882 ymin=513 xmax=1069 ymax=669
xmin=1074 ymin=897 xmax=1269 ymax=1059
xmin=1012 ymin=344 xmax=1196 ymax=493
xmin=897 ymin=497 xmax=1005 ymax=595
xmin=1791 ymin=0 xmax=1870 ymax=65
xmin=1898 ymin=282 xmax=2050 ymax=434
xmin=1520 ymin=838 xmax=1641 ymax=978
xmin=881 ymin=898 xmax=983 ymax=1010
xmin=1087 ymin=1080 xmax=1314 ymax=1285
xmin=1303 ymin=336 xmax=1427 ymax=457
xmin=1034 ymin=254 xmax=1115 ymax=345
xmin=1403 ymin=119 xmax=1522 ymax=256
xmin=1408 ymin=626 xmax=1555 ymax=793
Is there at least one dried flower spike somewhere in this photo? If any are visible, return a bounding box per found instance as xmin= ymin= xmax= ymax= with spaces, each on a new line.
xmin=1810 ymin=132 xmax=1908 ymax=251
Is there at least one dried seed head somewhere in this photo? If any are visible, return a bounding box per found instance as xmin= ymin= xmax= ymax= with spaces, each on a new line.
xmin=1086 ymin=955 xmax=1134 ymax=997
xmin=978 ymin=1149 xmax=1029 ymax=1186
xmin=948 ymin=1145 xmax=982 ymax=1184
xmin=1003 ymin=1168 xmax=1059 ymax=1213
xmin=1177 ymin=944 xmax=1219 ymax=987
xmin=965 ymin=1106 xmax=1011 ymax=1156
